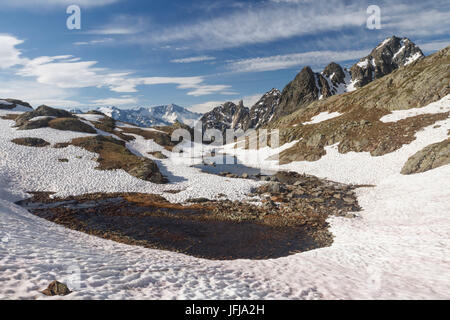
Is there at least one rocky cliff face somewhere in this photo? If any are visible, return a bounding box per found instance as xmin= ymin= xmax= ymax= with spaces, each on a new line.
xmin=199 ymin=89 xmax=282 ymax=135
xmin=246 ymin=89 xmax=281 ymax=129
xmin=273 ymin=67 xmax=321 ymax=120
xmin=350 ymin=36 xmax=424 ymax=88
xmin=200 ymin=101 xmax=246 ymax=135
xmin=401 ymin=138 xmax=450 ymax=175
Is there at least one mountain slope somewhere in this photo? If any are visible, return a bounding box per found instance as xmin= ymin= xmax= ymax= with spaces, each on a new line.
xmin=198 ymin=36 xmax=425 ymax=133
xmin=268 ymin=46 xmax=450 ymax=164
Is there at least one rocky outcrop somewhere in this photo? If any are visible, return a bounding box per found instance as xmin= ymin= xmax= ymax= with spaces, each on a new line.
xmin=350 ymin=36 xmax=424 ymax=88
xmin=401 ymin=138 xmax=450 ymax=175
xmin=15 ymin=105 xmax=74 ymax=126
xmin=41 ymin=281 xmax=72 ymax=296
xmin=231 ymin=100 xmax=250 ymax=131
xmin=0 ymin=99 xmax=32 ymax=110
xmin=14 ymin=105 xmax=97 ymax=134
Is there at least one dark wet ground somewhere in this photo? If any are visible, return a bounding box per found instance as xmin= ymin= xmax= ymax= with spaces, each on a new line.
xmin=17 ymin=192 xmax=330 ymax=260
xmin=18 ymin=194 xmax=321 ymax=260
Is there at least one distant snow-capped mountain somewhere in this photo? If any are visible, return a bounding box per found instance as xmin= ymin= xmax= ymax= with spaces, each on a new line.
xmin=73 ymin=104 xmax=202 ymax=127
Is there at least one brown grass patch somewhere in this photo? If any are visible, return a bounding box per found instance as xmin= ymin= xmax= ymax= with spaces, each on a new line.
xmin=11 ymin=137 xmax=50 ymax=147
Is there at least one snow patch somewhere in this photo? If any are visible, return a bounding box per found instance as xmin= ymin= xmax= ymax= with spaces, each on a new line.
xmin=380 ymin=95 xmax=450 ymax=123
xmin=303 ymin=112 xmax=342 ymax=125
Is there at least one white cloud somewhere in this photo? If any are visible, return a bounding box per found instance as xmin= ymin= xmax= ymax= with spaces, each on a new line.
xmin=91 ymin=97 xmax=138 ymax=106
xmin=0 ymin=35 xmax=26 ymax=69
xmin=418 ymin=40 xmax=450 ymax=53
xmin=19 ymin=54 xmax=228 ymax=96
xmin=381 ymin=4 xmax=450 ymax=37
xmin=88 ymin=27 xmax=141 ymax=35
xmin=238 ymin=94 xmax=264 ymax=107
xmin=186 ymin=85 xmax=232 ymax=97
xmin=0 ymin=34 xmax=231 ymax=105
xmin=228 ymin=49 xmax=370 ymax=72
xmin=190 ymin=101 xmax=224 ymax=113
xmin=74 ymin=38 xmax=114 ymax=46
xmin=0 ymin=79 xmax=82 ymax=107
xmin=130 ymin=0 xmax=450 ymax=50
xmin=87 ymin=15 xmax=146 ymax=35
xmin=143 ymin=0 xmax=366 ymax=50
xmin=171 ymin=56 xmax=216 ymax=63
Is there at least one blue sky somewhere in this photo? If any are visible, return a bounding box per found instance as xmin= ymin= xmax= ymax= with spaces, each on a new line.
xmin=0 ymin=0 xmax=449 ymax=113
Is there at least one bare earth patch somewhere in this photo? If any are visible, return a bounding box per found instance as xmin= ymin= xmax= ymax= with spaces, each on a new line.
xmin=17 ymin=172 xmax=362 ymax=260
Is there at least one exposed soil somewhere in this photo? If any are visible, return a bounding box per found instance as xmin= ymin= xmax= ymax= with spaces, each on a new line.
xmin=17 ymin=172 xmax=362 ymax=260
xmin=148 ymin=151 xmax=168 ymax=159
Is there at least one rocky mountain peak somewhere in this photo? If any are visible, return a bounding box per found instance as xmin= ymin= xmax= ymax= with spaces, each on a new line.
xmin=322 ymin=62 xmax=346 ymax=86
xmin=273 ymin=66 xmax=321 ymax=119
xmin=246 ymin=88 xmax=282 ymax=129
xmin=200 ymin=101 xmax=246 ymax=135
xmin=350 ymin=36 xmax=424 ymax=88
xmin=199 ymin=88 xmax=283 ymax=135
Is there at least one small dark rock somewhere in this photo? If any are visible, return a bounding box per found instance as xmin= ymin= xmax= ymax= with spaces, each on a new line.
xmin=41 ymin=280 xmax=71 ymax=296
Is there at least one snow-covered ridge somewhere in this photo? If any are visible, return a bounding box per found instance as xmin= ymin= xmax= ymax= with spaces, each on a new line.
xmin=74 ymin=104 xmax=202 ymax=128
